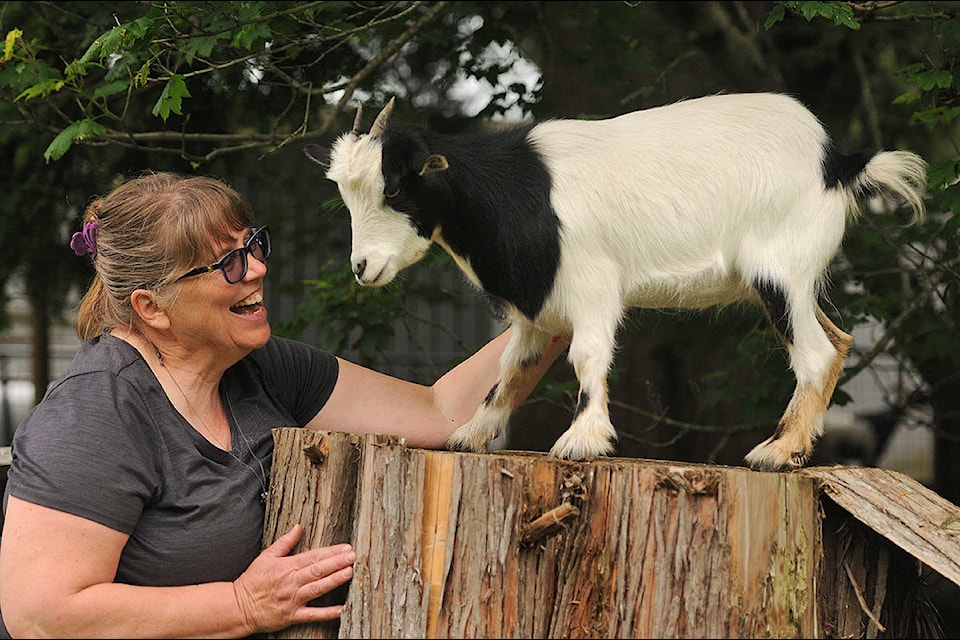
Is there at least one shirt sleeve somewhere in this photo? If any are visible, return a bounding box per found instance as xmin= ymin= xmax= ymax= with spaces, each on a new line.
xmin=6 ymin=371 xmax=161 ymax=534
xmin=247 ymin=336 xmax=339 ymax=425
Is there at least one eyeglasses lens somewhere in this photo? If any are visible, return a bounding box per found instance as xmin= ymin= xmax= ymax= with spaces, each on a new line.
xmin=223 ymin=228 xmax=271 ymax=284
xmin=222 ymin=250 xmax=246 ymax=284
xmin=252 ymin=228 xmax=270 ymax=262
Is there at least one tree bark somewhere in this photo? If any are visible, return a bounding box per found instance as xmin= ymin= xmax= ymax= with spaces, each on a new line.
xmin=264 ymin=428 xmax=822 ymax=638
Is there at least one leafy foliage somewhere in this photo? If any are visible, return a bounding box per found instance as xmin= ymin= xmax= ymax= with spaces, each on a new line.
xmin=765 ymin=1 xmax=861 ymax=30
xmin=1 ymin=2 xmax=465 ymax=162
xmin=274 ymin=259 xmax=405 ymax=365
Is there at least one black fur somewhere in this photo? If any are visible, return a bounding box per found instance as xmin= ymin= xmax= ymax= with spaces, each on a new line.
xmin=754 ymin=279 xmax=793 ymax=344
xmin=483 ymin=383 xmax=498 ymax=405
xmin=573 ymin=389 xmax=591 ymax=420
xmin=380 ymin=122 xmax=562 ymax=321
xmin=822 ymin=144 xmax=875 ymax=195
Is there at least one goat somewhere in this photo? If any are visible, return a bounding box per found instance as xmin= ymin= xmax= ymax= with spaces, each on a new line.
xmin=304 ymin=92 xmax=926 ymax=470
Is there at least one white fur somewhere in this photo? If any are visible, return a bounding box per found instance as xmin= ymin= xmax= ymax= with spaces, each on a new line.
xmin=325 ymin=134 xmax=433 ymax=286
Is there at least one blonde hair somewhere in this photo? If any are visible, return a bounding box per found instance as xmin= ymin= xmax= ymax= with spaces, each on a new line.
xmin=75 ymin=172 xmax=255 ymax=341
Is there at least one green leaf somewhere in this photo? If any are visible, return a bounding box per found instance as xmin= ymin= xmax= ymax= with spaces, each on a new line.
xmin=910 ymin=105 xmax=960 ymax=126
xmin=232 ymin=23 xmax=271 ymax=50
xmin=764 ymin=4 xmax=786 ymax=29
xmin=925 ymin=159 xmax=960 ymax=190
xmin=893 ymin=91 xmax=921 ymax=105
xmin=772 ymin=2 xmax=861 ymax=31
xmin=121 ymin=17 xmax=153 ymax=46
xmin=938 ymin=185 xmax=960 ymax=216
xmin=183 ymin=35 xmax=219 ymax=62
xmin=935 ymin=15 xmax=960 ymax=42
xmin=3 ymin=28 xmax=22 ymax=61
xmin=43 ymin=119 xmax=107 ymax=162
xmin=92 ymin=26 xmax=126 ymax=61
xmin=15 ymin=77 xmax=64 ymax=101
xmin=133 ymin=59 xmax=152 ymax=88
xmin=151 ymin=74 xmax=191 ymax=122
xmin=915 ymin=69 xmax=953 ymax=91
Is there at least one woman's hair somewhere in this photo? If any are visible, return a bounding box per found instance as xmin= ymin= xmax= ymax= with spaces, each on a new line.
xmin=75 ymin=171 xmax=255 ymax=341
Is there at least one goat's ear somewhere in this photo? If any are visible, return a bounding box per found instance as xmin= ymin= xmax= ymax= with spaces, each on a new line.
xmin=419 ymin=154 xmax=449 ymax=176
xmin=303 ymin=143 xmax=332 ymax=168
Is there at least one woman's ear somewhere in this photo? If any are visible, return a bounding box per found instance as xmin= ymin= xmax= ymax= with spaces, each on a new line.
xmin=130 ymin=289 xmax=171 ymax=331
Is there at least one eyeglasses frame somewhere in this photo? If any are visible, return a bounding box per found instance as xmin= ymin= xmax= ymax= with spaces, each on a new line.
xmin=176 ymin=226 xmax=271 ymax=284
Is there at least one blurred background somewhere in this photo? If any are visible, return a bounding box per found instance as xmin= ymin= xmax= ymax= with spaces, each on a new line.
xmin=1 ymin=0 xmax=959 ymax=630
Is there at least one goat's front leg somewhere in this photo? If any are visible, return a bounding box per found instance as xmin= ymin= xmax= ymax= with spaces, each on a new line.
xmin=446 ymin=322 xmax=551 ymax=453
xmin=549 ymin=310 xmax=620 ymax=460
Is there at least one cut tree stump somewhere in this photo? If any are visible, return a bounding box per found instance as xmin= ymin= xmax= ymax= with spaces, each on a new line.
xmin=263 ymin=428 xmax=959 ymax=639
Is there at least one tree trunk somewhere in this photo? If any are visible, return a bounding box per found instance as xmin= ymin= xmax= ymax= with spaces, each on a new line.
xmin=29 ymin=290 xmax=49 ymax=406
xmin=263 ymin=429 xmax=821 ymax=638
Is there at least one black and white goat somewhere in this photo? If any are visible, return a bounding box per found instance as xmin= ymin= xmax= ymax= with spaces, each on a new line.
xmin=304 ymin=92 xmax=926 ymax=470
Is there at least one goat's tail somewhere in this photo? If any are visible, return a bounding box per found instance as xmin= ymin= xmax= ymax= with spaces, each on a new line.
xmin=847 ymin=150 xmax=928 ymax=224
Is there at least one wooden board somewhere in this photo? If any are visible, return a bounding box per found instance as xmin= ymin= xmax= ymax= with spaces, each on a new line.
xmin=801 ymin=465 xmax=960 ymax=588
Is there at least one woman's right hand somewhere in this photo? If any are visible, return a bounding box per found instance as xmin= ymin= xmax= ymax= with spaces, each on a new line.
xmin=233 ymin=524 xmax=356 ymax=634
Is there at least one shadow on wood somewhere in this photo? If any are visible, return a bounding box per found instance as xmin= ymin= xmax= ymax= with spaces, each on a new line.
xmin=263 ymin=429 xmax=958 ymax=639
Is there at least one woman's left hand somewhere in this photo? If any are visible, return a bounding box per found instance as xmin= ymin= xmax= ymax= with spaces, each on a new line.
xmin=232 ymin=524 xmax=356 ymax=634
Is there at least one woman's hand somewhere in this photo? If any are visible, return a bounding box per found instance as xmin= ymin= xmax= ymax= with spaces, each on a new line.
xmin=233 ymin=524 xmax=356 ymax=634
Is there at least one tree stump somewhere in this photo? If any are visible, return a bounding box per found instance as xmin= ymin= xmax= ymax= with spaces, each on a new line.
xmin=263 ymin=428 xmax=822 ymax=638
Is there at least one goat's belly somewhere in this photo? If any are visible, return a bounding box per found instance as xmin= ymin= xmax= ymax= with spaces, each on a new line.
xmin=523 ymin=264 xmax=755 ymax=331
xmin=623 ymin=273 xmax=752 ymax=310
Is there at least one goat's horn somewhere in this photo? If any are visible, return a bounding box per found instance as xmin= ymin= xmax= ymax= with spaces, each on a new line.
xmin=351 ymin=102 xmax=364 ymax=136
xmin=370 ymin=97 xmax=396 ymax=138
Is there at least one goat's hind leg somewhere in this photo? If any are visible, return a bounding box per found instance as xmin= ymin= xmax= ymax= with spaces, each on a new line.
xmin=446 ymin=322 xmax=551 ymax=453
xmin=816 ymin=306 xmax=853 ymax=410
xmin=745 ymin=282 xmax=842 ymax=470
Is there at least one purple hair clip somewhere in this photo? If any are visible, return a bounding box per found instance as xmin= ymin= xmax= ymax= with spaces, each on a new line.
xmin=70 ymin=221 xmax=99 ymax=259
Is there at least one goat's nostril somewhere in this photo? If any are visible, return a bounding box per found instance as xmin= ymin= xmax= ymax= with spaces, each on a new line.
xmin=353 ymin=259 xmax=367 ymax=278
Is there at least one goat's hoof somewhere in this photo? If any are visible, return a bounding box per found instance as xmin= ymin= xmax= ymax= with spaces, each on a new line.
xmin=744 ymin=439 xmax=811 ymax=471
xmin=445 ymin=424 xmax=497 ymax=453
xmin=446 ymin=441 xmax=486 ymax=454
xmin=549 ymin=429 xmax=616 ymax=461
xmin=445 ymin=437 xmax=487 ymax=453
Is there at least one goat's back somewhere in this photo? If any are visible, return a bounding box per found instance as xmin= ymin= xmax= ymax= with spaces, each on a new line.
xmin=526 ymin=93 xmax=848 ymax=315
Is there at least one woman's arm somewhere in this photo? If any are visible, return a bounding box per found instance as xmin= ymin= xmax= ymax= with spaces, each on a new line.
xmin=0 ymin=497 xmax=355 ymax=638
xmin=308 ymin=328 xmax=569 ymax=448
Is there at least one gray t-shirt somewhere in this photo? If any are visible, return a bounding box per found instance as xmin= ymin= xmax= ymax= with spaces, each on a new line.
xmin=1 ymin=332 xmax=337 ymax=635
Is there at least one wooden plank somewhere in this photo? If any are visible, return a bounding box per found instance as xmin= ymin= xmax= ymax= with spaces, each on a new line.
xmin=801 ymin=465 xmax=960 ymax=588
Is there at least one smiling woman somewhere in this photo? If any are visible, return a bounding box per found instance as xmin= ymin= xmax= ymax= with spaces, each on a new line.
xmin=0 ymin=170 xmax=567 ymax=638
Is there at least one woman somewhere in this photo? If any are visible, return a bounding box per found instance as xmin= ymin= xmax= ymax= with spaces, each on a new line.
xmin=0 ymin=172 xmax=566 ymax=638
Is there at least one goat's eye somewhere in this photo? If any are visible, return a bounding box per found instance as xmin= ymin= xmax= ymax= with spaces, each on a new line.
xmin=385 ymin=188 xmax=400 ymax=199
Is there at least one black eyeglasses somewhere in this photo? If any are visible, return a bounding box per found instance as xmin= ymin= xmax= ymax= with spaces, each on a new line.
xmin=177 ymin=227 xmax=272 ymax=284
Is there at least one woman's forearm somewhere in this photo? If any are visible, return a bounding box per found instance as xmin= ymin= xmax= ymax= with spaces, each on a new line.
xmin=311 ymin=328 xmax=569 ymax=449
xmin=4 ymin=580 xmax=250 ymax=639
xmin=429 ymin=329 xmax=569 ymax=445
